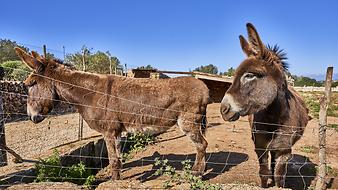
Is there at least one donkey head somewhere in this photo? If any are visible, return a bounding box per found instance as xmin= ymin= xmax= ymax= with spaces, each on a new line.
xmin=15 ymin=47 xmax=60 ymax=123
xmin=220 ymin=23 xmax=288 ymax=121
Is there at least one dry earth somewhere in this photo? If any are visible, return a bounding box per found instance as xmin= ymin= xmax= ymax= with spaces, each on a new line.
xmin=3 ymin=103 xmax=338 ymax=189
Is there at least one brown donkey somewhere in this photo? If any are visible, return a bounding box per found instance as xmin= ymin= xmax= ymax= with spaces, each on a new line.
xmin=220 ymin=23 xmax=310 ymax=187
xmin=15 ymin=48 xmax=209 ymax=180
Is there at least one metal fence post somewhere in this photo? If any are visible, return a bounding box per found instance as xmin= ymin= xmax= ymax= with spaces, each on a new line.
xmin=315 ymin=66 xmax=333 ymax=190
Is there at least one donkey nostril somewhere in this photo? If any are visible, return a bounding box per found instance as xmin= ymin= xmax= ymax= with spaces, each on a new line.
xmin=32 ymin=115 xmax=44 ymax=123
xmin=221 ymin=103 xmax=231 ymax=115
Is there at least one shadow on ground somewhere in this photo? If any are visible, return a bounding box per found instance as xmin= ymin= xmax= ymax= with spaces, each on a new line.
xmin=123 ymin=151 xmax=248 ymax=182
xmin=284 ymin=154 xmax=316 ymax=190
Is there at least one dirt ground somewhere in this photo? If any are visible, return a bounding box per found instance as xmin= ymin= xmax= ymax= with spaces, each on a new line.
xmin=3 ymin=103 xmax=338 ymax=189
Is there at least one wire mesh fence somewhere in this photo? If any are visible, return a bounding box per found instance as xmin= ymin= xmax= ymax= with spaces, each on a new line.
xmin=0 ymin=45 xmax=336 ymax=189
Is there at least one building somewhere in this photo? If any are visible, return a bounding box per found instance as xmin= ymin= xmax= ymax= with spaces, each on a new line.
xmin=128 ymin=69 xmax=233 ymax=103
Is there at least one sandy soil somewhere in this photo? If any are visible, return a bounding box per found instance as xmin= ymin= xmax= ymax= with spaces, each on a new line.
xmin=3 ymin=103 xmax=338 ymax=189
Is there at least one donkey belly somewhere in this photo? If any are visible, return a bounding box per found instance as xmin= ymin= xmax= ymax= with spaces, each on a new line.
xmin=122 ymin=111 xmax=178 ymax=135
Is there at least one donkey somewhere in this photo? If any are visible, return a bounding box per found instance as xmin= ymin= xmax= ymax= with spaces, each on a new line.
xmin=14 ymin=47 xmax=210 ymax=180
xmin=220 ymin=23 xmax=310 ymax=187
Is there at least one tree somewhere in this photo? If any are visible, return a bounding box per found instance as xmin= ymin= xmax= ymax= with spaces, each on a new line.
xmin=193 ymin=64 xmax=218 ymax=74
xmin=332 ymin=81 xmax=338 ymax=88
xmin=1 ymin=61 xmax=30 ymax=81
xmin=65 ymin=46 xmax=121 ymax=74
xmin=137 ymin=65 xmax=156 ymax=70
xmin=0 ymin=39 xmax=29 ymax=63
xmin=293 ymin=76 xmax=322 ymax=87
xmin=221 ymin=67 xmax=235 ymax=76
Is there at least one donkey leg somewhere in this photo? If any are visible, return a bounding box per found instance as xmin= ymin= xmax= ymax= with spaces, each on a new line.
xmin=104 ymin=133 xmax=122 ymax=180
xmin=270 ymin=151 xmax=276 ymax=185
xmin=178 ymin=117 xmax=207 ymax=176
xmin=274 ymin=151 xmax=291 ymax=188
xmin=255 ymin=150 xmax=270 ymax=188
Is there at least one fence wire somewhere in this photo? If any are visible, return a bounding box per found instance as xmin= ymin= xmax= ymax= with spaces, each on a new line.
xmin=0 ymin=62 xmax=336 ymax=190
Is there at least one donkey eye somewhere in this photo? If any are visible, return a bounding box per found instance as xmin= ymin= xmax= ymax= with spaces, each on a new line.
xmin=244 ymin=73 xmax=256 ymax=79
xmin=241 ymin=72 xmax=259 ymax=85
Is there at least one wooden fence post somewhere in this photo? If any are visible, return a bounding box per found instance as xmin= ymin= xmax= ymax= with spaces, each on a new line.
xmin=78 ymin=49 xmax=87 ymax=141
xmin=0 ymin=91 xmax=8 ymax=166
xmin=315 ymin=66 xmax=333 ymax=190
xmin=43 ymin=45 xmax=47 ymax=58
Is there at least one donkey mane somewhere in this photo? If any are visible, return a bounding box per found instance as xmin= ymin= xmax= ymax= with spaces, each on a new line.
xmin=263 ymin=44 xmax=288 ymax=71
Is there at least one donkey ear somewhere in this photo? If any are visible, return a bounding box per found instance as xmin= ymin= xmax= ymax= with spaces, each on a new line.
xmin=246 ymin=23 xmax=265 ymax=56
xmin=15 ymin=47 xmax=43 ymax=70
xmin=31 ymin=51 xmax=43 ymax=62
xmin=239 ymin=35 xmax=255 ymax=57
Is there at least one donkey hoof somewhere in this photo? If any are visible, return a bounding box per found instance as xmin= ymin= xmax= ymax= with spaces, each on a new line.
xmin=191 ymin=170 xmax=203 ymax=177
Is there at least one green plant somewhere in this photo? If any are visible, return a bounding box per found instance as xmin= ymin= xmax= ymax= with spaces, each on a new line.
xmin=328 ymin=124 xmax=338 ymax=132
xmin=304 ymin=97 xmax=320 ymax=118
xmin=121 ymin=133 xmax=156 ymax=162
xmin=301 ymin=92 xmax=338 ymax=118
xmin=326 ymin=165 xmax=338 ymax=177
xmin=300 ymin=145 xmax=315 ymax=153
xmin=153 ymin=158 xmax=222 ymax=190
xmin=1 ymin=60 xmax=30 ymax=81
xmin=35 ymin=149 xmax=95 ymax=187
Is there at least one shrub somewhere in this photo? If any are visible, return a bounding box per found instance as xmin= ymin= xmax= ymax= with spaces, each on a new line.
xmin=121 ymin=133 xmax=156 ymax=162
xmin=153 ymin=158 xmax=222 ymax=190
xmin=300 ymin=145 xmax=315 ymax=153
xmin=35 ymin=149 xmax=95 ymax=187
xmin=1 ymin=60 xmax=30 ymax=81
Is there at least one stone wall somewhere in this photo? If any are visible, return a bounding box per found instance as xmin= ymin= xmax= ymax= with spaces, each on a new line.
xmin=0 ymin=80 xmax=76 ymax=123
xmin=293 ymin=86 xmax=338 ymax=92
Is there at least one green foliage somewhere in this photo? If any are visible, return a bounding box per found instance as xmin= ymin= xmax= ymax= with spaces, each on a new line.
xmin=220 ymin=67 xmax=235 ymax=77
xmin=332 ymin=81 xmax=338 ymax=88
xmin=35 ymin=149 xmax=95 ymax=187
xmin=0 ymin=39 xmax=29 ymax=63
xmin=326 ymin=165 xmax=338 ymax=176
xmin=193 ymin=64 xmax=218 ymax=75
xmin=327 ymin=124 xmax=338 ymax=132
xmin=300 ymin=145 xmax=315 ymax=153
xmin=137 ymin=65 xmax=156 ymax=70
xmin=327 ymin=92 xmax=338 ymax=117
xmin=153 ymin=158 xmax=222 ymax=190
xmin=65 ymin=46 xmax=121 ymax=74
xmin=121 ymin=133 xmax=156 ymax=162
xmin=1 ymin=60 xmax=30 ymax=81
xmin=293 ymin=75 xmax=323 ymax=87
xmin=301 ymin=92 xmax=338 ymax=118
xmin=304 ymin=97 xmax=320 ymax=118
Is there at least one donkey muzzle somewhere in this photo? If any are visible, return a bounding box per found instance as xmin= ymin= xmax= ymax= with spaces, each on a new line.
xmin=31 ymin=114 xmax=45 ymax=123
xmin=220 ymin=94 xmax=242 ymax=122
xmin=220 ymin=103 xmax=240 ymax=122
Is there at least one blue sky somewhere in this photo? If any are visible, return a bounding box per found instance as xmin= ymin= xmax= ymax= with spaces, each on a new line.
xmin=1 ymin=0 xmax=337 ymax=78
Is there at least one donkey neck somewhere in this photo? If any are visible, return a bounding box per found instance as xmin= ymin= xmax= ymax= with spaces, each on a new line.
xmin=257 ymin=85 xmax=291 ymax=124
xmin=51 ymin=69 xmax=115 ymax=106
